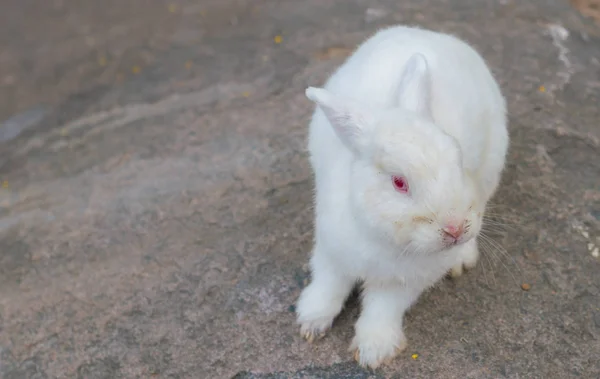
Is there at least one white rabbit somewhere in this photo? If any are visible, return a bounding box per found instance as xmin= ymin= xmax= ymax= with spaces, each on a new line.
xmin=296 ymin=25 xmax=508 ymax=368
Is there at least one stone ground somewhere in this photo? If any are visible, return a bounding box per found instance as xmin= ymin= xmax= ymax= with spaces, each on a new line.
xmin=1 ymin=0 xmax=599 ymax=378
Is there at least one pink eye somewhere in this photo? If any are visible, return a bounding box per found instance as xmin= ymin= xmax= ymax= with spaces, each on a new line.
xmin=392 ymin=176 xmax=409 ymax=193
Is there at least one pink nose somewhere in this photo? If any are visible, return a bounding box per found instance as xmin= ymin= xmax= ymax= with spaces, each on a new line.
xmin=443 ymin=224 xmax=464 ymax=240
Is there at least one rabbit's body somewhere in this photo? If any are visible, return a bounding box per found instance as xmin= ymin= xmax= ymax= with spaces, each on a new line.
xmin=296 ymin=26 xmax=508 ymax=368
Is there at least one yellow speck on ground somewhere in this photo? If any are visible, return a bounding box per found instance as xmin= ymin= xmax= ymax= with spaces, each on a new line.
xmin=242 ymin=91 xmax=250 ymax=97
xmin=1 ymin=181 xmax=8 ymax=189
xmin=132 ymin=66 xmax=141 ymax=74
xmin=521 ymin=283 xmax=531 ymax=291
xmin=60 ymin=128 xmax=68 ymax=136
xmin=185 ymin=61 xmax=193 ymax=69
xmin=411 ymin=353 xmax=419 ymax=360
xmin=274 ymin=35 xmax=283 ymax=44
xmin=538 ymin=85 xmax=546 ymax=92
xmin=98 ymin=55 xmax=108 ymax=66
xmin=168 ymin=4 xmax=178 ymax=13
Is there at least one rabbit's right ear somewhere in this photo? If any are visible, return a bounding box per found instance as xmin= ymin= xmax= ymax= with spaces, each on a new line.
xmin=396 ymin=53 xmax=432 ymax=120
xmin=306 ymin=87 xmax=373 ymax=154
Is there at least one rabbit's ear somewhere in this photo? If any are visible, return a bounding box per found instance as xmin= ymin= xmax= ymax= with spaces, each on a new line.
xmin=396 ymin=53 xmax=432 ymax=120
xmin=306 ymin=87 xmax=374 ymax=154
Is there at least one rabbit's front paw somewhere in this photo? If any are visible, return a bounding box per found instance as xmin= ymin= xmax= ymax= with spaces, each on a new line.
xmin=296 ymin=282 xmax=346 ymax=342
xmin=298 ymin=319 xmax=330 ymax=343
xmin=450 ymin=239 xmax=479 ymax=278
xmin=349 ymin=325 xmax=407 ymax=369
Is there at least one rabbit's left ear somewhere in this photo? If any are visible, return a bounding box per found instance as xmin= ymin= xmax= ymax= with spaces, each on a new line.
xmin=396 ymin=53 xmax=433 ymax=120
xmin=306 ymin=87 xmax=375 ymax=155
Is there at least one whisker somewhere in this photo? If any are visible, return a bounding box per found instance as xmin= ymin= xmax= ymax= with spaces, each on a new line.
xmin=423 ymin=199 xmax=436 ymax=217
xmin=483 ymin=209 xmax=519 ymax=215
xmin=483 ymin=213 xmax=514 ymax=222
xmin=481 ymin=224 xmax=510 ymax=234
xmin=480 ymin=232 xmax=518 ymax=267
xmin=484 ymin=203 xmax=516 ymax=211
xmin=478 ymin=237 xmax=501 ymax=265
xmin=483 ymin=211 xmax=525 ymax=222
xmin=478 ymin=233 xmax=520 ymax=285
xmin=480 ymin=238 xmax=506 ymax=288
xmin=482 ymin=216 xmax=523 ymax=227
xmin=479 ymin=242 xmax=496 ymax=287
xmin=482 ymin=216 xmax=523 ymax=225
xmin=399 ymin=241 xmax=414 ymax=256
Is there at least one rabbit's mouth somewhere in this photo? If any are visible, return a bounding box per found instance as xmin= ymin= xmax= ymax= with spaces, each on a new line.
xmin=442 ymin=233 xmax=473 ymax=250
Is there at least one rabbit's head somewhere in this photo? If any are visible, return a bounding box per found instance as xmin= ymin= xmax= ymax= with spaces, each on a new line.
xmin=307 ymin=54 xmax=483 ymax=254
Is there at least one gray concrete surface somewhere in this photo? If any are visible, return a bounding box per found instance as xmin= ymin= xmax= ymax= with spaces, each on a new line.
xmin=1 ymin=0 xmax=599 ymax=378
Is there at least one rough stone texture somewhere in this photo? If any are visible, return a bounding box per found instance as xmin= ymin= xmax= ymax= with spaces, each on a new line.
xmin=1 ymin=0 xmax=599 ymax=378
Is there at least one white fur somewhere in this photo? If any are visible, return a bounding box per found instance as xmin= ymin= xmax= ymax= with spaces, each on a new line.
xmin=296 ymin=25 xmax=508 ymax=368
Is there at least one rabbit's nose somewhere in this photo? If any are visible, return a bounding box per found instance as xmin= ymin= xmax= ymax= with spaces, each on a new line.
xmin=443 ymin=224 xmax=464 ymax=240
